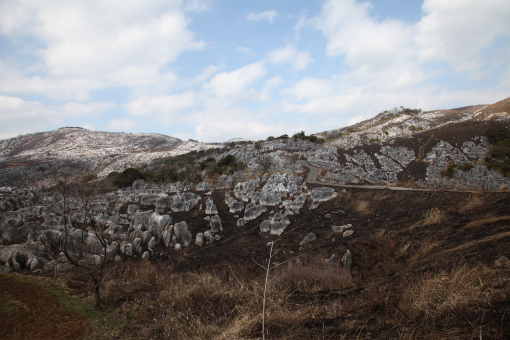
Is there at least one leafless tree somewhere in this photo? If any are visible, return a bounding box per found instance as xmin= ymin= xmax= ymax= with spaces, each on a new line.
xmin=40 ymin=181 xmax=116 ymax=308
xmin=258 ymin=155 xmax=274 ymax=173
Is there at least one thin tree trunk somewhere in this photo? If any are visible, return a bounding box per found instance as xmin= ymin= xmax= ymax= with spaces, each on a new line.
xmin=93 ymin=282 xmax=100 ymax=309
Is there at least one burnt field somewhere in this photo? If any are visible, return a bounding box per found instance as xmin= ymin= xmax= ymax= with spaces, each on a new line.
xmin=4 ymin=185 xmax=508 ymax=339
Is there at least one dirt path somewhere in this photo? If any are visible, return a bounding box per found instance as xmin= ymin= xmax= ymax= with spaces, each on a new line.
xmin=0 ymin=274 xmax=91 ymax=340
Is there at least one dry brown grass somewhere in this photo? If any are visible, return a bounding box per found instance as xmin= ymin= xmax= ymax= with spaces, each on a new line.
xmin=458 ymin=194 xmax=485 ymax=214
xmin=401 ymin=265 xmax=486 ymax=321
xmin=274 ymin=258 xmax=352 ymax=293
xmin=409 ymin=207 xmax=445 ymax=231
xmin=98 ymin=259 xmax=352 ymax=340
xmin=462 ymin=215 xmax=510 ymax=230
xmin=354 ymin=200 xmax=370 ymax=215
xmin=398 ymin=263 xmax=510 ymax=339
xmin=422 ymin=207 xmax=445 ymax=226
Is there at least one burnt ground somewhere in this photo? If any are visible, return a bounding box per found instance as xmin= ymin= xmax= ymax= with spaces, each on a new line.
xmin=112 ymin=185 xmax=509 ymax=338
xmin=3 ymin=184 xmax=510 ymax=339
xmin=0 ymin=274 xmax=91 ymax=340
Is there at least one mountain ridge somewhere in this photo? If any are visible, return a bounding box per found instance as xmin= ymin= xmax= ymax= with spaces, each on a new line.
xmin=0 ymin=97 xmax=509 ymax=189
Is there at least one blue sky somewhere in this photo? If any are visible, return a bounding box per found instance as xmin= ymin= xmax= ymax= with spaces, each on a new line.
xmin=0 ymin=0 xmax=509 ymax=142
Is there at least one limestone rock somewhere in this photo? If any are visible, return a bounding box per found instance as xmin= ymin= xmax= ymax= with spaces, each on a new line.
xmin=174 ymin=221 xmax=192 ymax=246
xmin=195 ymin=233 xmax=204 ymax=247
xmin=343 ymin=230 xmax=354 ymax=238
xmin=205 ymin=198 xmax=218 ymax=215
xmin=342 ymin=250 xmax=352 ymax=272
xmin=210 ymin=215 xmax=223 ymax=232
xmin=300 ymin=233 xmax=316 ymax=245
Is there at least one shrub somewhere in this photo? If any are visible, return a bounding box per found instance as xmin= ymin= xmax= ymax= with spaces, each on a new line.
xmin=292 ymin=131 xmax=325 ymax=144
xmin=213 ymin=155 xmax=245 ymax=175
xmin=441 ymin=162 xmax=457 ymax=178
xmin=485 ymin=126 xmax=510 ymax=175
xmin=460 ymin=163 xmax=474 ymax=172
xmin=113 ymin=168 xmax=145 ymax=188
xmin=79 ymin=173 xmax=97 ymax=183
xmin=485 ymin=125 xmax=510 ymax=144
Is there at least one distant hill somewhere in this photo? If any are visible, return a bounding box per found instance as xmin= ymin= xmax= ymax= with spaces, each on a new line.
xmin=0 ymin=127 xmax=219 ymax=186
xmin=0 ymin=97 xmax=509 ymax=189
xmin=316 ymin=97 xmax=510 ymax=149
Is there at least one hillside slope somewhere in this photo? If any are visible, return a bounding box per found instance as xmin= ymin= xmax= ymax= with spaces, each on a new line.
xmin=0 ymin=128 xmax=219 ymax=186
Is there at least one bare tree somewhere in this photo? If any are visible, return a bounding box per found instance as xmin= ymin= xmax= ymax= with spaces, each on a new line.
xmin=40 ymin=181 xmax=116 ymax=308
xmin=258 ymin=155 xmax=274 ymax=173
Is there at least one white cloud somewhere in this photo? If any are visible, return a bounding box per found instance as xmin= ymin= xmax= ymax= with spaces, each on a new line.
xmin=194 ymin=110 xmax=283 ymax=142
xmin=316 ymin=0 xmax=419 ymax=86
xmin=105 ymin=118 xmax=138 ymax=132
xmin=260 ymin=76 xmax=285 ymax=101
xmin=0 ymin=0 xmax=203 ymax=99
xmin=247 ymin=10 xmax=278 ymax=24
xmin=267 ymin=44 xmax=313 ymax=71
xmin=184 ymin=0 xmax=211 ymax=12
xmin=204 ymin=62 xmax=266 ymax=98
xmin=236 ymin=46 xmax=251 ymax=54
xmin=416 ymin=0 xmax=510 ymax=72
xmin=193 ymin=65 xmax=219 ymax=84
xmin=0 ymin=95 xmax=61 ymax=139
xmin=62 ymin=101 xmax=115 ymax=117
xmin=283 ymin=77 xmax=336 ymax=101
xmin=125 ymin=91 xmax=196 ymax=125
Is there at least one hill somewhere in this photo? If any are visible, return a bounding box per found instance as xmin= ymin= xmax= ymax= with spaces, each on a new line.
xmin=0 ymin=127 xmax=219 ymax=186
xmin=0 ymin=97 xmax=509 ymax=339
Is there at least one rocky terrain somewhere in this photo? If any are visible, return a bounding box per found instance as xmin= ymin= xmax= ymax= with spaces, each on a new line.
xmin=0 ymin=127 xmax=219 ymax=186
xmin=1 ymin=96 xmax=510 ymax=339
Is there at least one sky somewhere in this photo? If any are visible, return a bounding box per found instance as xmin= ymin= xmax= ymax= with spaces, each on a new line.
xmin=0 ymin=0 xmax=509 ymax=142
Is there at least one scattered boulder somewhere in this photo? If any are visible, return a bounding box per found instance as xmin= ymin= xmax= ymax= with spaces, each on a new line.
xmin=260 ymin=192 xmax=282 ymax=206
xmin=174 ymin=221 xmax=192 ymax=246
xmin=300 ymin=233 xmax=316 ymax=245
xmin=343 ymin=230 xmax=354 ymax=238
xmin=195 ymin=233 xmax=204 ymax=247
xmin=310 ymin=187 xmax=338 ymax=209
xmin=244 ymin=203 xmax=267 ymax=221
xmin=342 ymin=250 xmax=352 ymax=272
xmin=210 ymin=215 xmax=223 ymax=233
xmin=332 ymin=224 xmax=352 ymax=233
xmin=325 ymin=254 xmax=338 ymax=266
xmin=260 ymin=220 xmax=271 ymax=233
xmin=132 ymin=179 xmax=146 ymax=190
xmin=205 ymin=198 xmax=218 ymax=215
xmin=270 ymin=212 xmax=291 ymax=236
xmin=230 ymin=202 xmax=244 ymax=213
xmin=204 ymin=230 xmax=214 ymax=244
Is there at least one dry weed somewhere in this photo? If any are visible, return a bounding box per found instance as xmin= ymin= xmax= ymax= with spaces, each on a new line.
xmin=458 ymin=194 xmax=484 ymax=214
xmin=354 ymin=200 xmax=370 ymax=215
xmin=398 ymin=263 xmax=507 ymax=337
xmin=462 ymin=215 xmax=510 ymax=231
xmin=422 ymin=207 xmax=445 ymax=226
xmin=274 ymin=258 xmax=352 ymax=293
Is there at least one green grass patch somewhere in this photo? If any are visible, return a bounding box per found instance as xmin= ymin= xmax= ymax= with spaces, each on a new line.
xmin=0 ymin=297 xmax=23 ymax=317
xmin=2 ymin=274 xmax=125 ymax=339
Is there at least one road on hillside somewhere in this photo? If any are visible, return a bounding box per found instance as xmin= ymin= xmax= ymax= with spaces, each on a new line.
xmin=298 ymin=160 xmax=424 ymax=191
